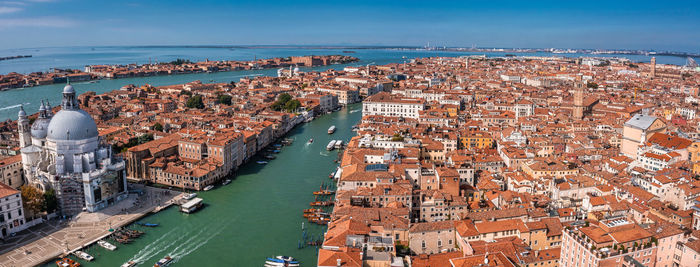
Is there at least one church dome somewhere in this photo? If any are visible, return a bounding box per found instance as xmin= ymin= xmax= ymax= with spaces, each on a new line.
xmin=63 ymin=84 xmax=75 ymax=94
xmin=46 ymin=109 xmax=98 ymax=141
xmin=31 ymin=118 xmax=50 ymax=139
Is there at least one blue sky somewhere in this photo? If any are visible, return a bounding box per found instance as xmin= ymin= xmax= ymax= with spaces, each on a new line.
xmin=0 ymin=0 xmax=698 ymax=52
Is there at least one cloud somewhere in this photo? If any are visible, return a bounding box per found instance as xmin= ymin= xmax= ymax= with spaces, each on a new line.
xmin=0 ymin=17 xmax=76 ymax=29
xmin=0 ymin=6 xmax=22 ymax=13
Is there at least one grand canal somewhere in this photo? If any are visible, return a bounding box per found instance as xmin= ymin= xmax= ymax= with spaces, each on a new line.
xmin=44 ymin=104 xmax=362 ymax=266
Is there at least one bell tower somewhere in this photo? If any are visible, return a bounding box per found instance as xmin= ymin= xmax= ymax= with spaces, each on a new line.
xmin=17 ymin=105 xmax=30 ymax=148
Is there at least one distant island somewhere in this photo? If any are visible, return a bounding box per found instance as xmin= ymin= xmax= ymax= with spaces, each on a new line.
xmin=0 ymin=55 xmax=31 ymax=61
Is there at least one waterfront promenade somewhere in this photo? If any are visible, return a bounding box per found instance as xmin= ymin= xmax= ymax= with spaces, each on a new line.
xmin=0 ymin=185 xmax=181 ymax=267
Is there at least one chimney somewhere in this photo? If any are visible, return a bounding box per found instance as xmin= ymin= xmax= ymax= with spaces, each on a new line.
xmin=336 ymin=258 xmax=342 ymax=267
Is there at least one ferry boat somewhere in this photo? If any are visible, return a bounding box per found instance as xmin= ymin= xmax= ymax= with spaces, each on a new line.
xmin=180 ymin=197 xmax=203 ymax=213
xmin=73 ymin=251 xmax=94 ymax=261
xmin=256 ymin=160 xmax=268 ymax=164
xmin=56 ymin=257 xmax=80 ymax=267
xmin=307 ymin=138 xmax=313 ymax=144
xmin=97 ymin=240 xmax=117 ymax=250
xmin=120 ymin=261 xmax=136 ymax=267
xmin=334 ymin=140 xmax=343 ymax=148
xmin=327 ymin=125 xmax=336 ymax=134
xmin=203 ymin=185 xmax=214 ymax=191
xmin=154 ymin=255 xmax=173 ymax=267
xmin=222 ymin=179 xmax=231 ymax=185
xmin=326 ymin=140 xmax=337 ymax=151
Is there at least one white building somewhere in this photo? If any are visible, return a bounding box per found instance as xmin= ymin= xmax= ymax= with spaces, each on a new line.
xmin=0 ymin=183 xmax=26 ymax=239
xmin=362 ymin=92 xmax=425 ymax=119
xmin=18 ymin=84 xmax=127 ymax=215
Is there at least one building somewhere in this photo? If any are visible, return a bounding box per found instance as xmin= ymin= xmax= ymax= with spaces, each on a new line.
xmin=620 ymin=114 xmax=666 ymax=159
xmin=18 ymin=84 xmax=127 ymax=215
xmin=0 ymin=182 xmax=26 ymax=239
xmin=362 ymin=92 xmax=425 ymax=119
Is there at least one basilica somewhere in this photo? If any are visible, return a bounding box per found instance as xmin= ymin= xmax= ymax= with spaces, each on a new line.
xmin=17 ymin=84 xmax=127 ymax=215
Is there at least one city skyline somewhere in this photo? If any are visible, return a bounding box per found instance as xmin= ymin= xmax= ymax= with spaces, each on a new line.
xmin=0 ymin=0 xmax=698 ymax=52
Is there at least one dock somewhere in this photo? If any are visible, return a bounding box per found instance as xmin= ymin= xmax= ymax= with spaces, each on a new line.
xmin=0 ymin=185 xmax=183 ymax=266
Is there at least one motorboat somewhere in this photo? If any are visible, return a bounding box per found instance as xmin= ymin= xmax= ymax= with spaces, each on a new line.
xmin=326 ymin=140 xmax=337 ymax=151
xmin=265 ymin=155 xmax=276 ymax=160
xmin=137 ymin=222 xmax=159 ymax=227
xmin=265 ymin=256 xmax=300 ymax=267
xmin=56 ymin=258 xmax=80 ymax=267
xmin=120 ymin=261 xmax=136 ymax=267
xmin=184 ymin=193 xmax=197 ymax=200
xmin=154 ymin=255 xmax=173 ymax=267
xmin=97 ymin=240 xmax=117 ymax=250
xmin=307 ymin=138 xmax=313 ymax=144
xmin=203 ymin=185 xmax=214 ymax=191
xmin=73 ymin=251 xmax=94 ymax=261
xmin=257 ymin=161 xmax=268 ymax=164
xmin=327 ymin=125 xmax=336 ymax=134
xmin=222 ymin=179 xmax=232 ymax=185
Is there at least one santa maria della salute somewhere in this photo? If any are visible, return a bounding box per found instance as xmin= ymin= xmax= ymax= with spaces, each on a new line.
xmin=17 ymin=84 xmax=127 ymax=215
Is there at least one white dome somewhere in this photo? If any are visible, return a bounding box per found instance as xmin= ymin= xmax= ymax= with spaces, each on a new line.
xmin=63 ymin=84 xmax=75 ymax=94
xmin=18 ymin=106 xmax=26 ymax=117
xmin=31 ymin=118 xmax=50 ymax=139
xmin=47 ymin=109 xmax=98 ymax=141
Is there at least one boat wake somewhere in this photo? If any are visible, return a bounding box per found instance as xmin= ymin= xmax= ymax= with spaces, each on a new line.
xmin=0 ymin=103 xmax=30 ymax=111
xmin=229 ymin=73 xmax=262 ymax=78
xmin=170 ymin=224 xmax=226 ymax=262
xmin=349 ymin=109 xmax=360 ymax=113
xmin=319 ymin=151 xmax=331 ymax=157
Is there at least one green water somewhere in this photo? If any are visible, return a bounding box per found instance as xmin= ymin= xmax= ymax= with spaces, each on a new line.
xmin=47 ymin=104 xmax=362 ymax=267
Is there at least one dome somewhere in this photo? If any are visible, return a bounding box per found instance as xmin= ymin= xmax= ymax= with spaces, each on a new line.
xmin=31 ymin=118 xmax=50 ymax=139
xmin=46 ymin=109 xmax=98 ymax=141
xmin=63 ymin=84 xmax=75 ymax=94
xmin=18 ymin=106 xmax=26 ymax=117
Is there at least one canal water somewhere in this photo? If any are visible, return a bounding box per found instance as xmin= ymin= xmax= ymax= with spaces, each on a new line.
xmin=44 ymin=104 xmax=362 ymax=267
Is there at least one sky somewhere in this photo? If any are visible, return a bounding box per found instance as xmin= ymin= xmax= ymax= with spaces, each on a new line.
xmin=0 ymin=0 xmax=699 ymax=52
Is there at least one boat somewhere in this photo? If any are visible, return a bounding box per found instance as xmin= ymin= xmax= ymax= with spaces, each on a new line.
xmin=203 ymin=185 xmax=214 ymax=191
xmin=307 ymin=138 xmax=313 ymax=144
xmin=137 ymin=222 xmax=159 ymax=227
xmin=120 ymin=261 xmax=136 ymax=267
xmin=328 ymin=125 xmax=336 ymax=134
xmin=271 ymin=149 xmax=281 ymax=153
xmin=313 ymin=190 xmax=336 ymax=195
xmin=222 ymin=179 xmax=231 ymax=185
xmin=56 ymin=257 xmax=80 ymax=267
xmin=180 ymin=197 xmax=203 ymax=213
xmin=265 ymin=155 xmax=276 ymax=160
xmin=257 ymin=161 xmax=268 ymax=164
xmin=310 ymin=201 xmax=333 ymax=206
xmin=326 ymin=140 xmax=337 ymax=151
xmin=276 ymin=256 xmax=297 ymax=262
xmin=265 ymin=256 xmax=300 ymax=267
xmin=335 ymin=140 xmax=343 ymax=148
xmin=154 ymin=255 xmax=173 ymax=267
xmin=183 ymin=193 xmax=197 ymax=200
xmin=303 ymin=208 xmax=323 ymax=213
xmin=97 ymin=240 xmax=117 ymax=250
xmin=73 ymin=251 xmax=94 ymax=261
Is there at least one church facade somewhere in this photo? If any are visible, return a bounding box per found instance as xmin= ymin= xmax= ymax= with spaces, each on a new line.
xmin=17 ymin=84 xmax=127 ymax=215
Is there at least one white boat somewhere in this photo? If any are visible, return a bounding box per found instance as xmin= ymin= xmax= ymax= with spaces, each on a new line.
xmin=328 ymin=125 xmax=336 ymax=134
xmin=184 ymin=193 xmax=197 ymax=200
xmin=74 ymin=251 xmax=94 ymax=261
xmin=222 ymin=179 xmax=231 ymax=185
xmin=335 ymin=140 xmax=343 ymax=148
xmin=97 ymin=240 xmax=117 ymax=250
xmin=154 ymin=255 xmax=173 ymax=267
xmin=120 ymin=261 xmax=137 ymax=267
xmin=326 ymin=140 xmax=337 ymax=151
xmin=265 ymin=256 xmax=300 ymax=267
xmin=203 ymin=185 xmax=214 ymax=191
xmin=307 ymin=138 xmax=313 ymax=144
xmin=256 ymin=161 xmax=268 ymax=164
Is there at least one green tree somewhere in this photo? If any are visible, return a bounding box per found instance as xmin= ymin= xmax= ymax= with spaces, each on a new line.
xmin=284 ymin=99 xmax=301 ymax=112
xmin=186 ymin=95 xmax=205 ymax=109
xmin=278 ymin=93 xmax=292 ymax=103
xmin=21 ymin=185 xmax=44 ymax=219
xmin=42 ymin=189 xmax=58 ymax=214
xmin=217 ymin=94 xmax=232 ymax=105
xmin=153 ymin=122 xmax=164 ymax=132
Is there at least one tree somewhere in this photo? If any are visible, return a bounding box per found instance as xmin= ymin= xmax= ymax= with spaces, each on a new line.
xmin=217 ymin=94 xmax=232 ymax=105
xmin=153 ymin=122 xmax=164 ymax=132
xmin=21 ymin=185 xmax=44 ymax=219
xmin=43 ymin=189 xmax=58 ymax=214
xmin=278 ymin=93 xmax=292 ymax=103
xmin=284 ymin=99 xmax=301 ymax=112
xmin=587 ymin=82 xmax=598 ymax=89
xmin=186 ymin=95 xmax=205 ymax=109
